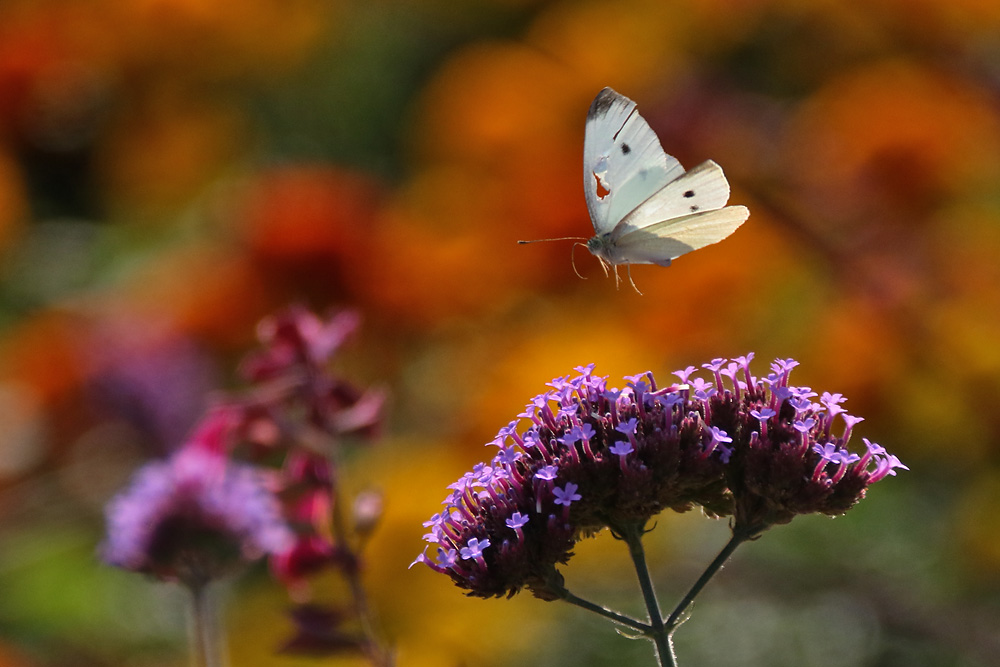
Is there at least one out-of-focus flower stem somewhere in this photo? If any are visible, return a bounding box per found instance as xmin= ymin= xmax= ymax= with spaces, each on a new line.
xmin=188 ymin=582 xmax=225 ymax=667
xmin=619 ymin=522 xmax=675 ymax=667
xmin=330 ymin=483 xmax=394 ymax=667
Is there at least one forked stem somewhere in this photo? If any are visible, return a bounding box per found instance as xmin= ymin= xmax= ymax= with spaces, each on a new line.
xmin=665 ymin=525 xmax=761 ymax=631
xmin=619 ymin=522 xmax=674 ymax=667
xmin=557 ymin=587 xmax=650 ymax=633
xmin=556 ymin=522 xmax=761 ymax=666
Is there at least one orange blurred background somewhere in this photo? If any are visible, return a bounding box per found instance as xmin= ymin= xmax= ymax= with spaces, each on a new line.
xmin=1 ymin=0 xmax=999 ymax=665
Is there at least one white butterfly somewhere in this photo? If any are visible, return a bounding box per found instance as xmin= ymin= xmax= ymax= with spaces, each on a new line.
xmin=523 ymin=87 xmax=749 ymax=293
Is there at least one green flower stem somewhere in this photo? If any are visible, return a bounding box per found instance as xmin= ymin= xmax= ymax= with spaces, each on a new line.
xmin=664 ymin=526 xmax=761 ymax=631
xmin=620 ymin=523 xmax=675 ymax=667
xmin=329 ymin=484 xmax=394 ymax=667
xmin=558 ymin=587 xmax=651 ymax=633
xmin=188 ymin=582 xmax=224 ymax=667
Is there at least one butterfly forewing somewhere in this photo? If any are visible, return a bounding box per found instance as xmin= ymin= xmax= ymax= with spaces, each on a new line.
xmin=583 ymin=88 xmax=685 ymax=236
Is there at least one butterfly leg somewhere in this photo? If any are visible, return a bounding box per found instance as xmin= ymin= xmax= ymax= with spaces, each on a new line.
xmin=625 ymin=263 xmax=643 ymax=295
xmin=596 ymin=256 xmax=610 ymax=279
xmin=570 ymin=243 xmax=589 ymax=280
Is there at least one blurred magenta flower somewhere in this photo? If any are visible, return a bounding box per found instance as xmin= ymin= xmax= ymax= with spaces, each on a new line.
xmin=241 ymin=306 xmax=360 ymax=382
xmin=232 ymin=306 xmax=385 ymax=590
xmin=237 ymin=305 xmax=384 ymax=444
xmin=233 ymin=305 xmax=388 ymax=660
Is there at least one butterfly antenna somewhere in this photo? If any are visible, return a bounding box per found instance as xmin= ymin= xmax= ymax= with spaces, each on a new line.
xmin=625 ymin=263 xmax=643 ymax=295
xmin=517 ymin=236 xmax=589 ymax=245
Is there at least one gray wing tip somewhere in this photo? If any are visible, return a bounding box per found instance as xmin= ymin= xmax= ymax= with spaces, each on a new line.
xmin=588 ymin=87 xmax=629 ymax=120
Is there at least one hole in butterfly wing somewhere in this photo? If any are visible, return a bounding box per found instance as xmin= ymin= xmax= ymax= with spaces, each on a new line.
xmin=593 ymin=172 xmax=610 ymax=199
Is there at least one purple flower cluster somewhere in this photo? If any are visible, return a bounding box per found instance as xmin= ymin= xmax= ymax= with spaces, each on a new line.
xmin=413 ymin=356 xmax=905 ymax=599
xmin=102 ymin=435 xmax=293 ymax=587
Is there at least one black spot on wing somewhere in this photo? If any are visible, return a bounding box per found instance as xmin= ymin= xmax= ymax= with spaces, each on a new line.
xmin=588 ymin=88 xmax=620 ymax=120
xmin=690 ymin=205 xmax=699 ymax=212
xmin=683 ymin=190 xmax=695 ymax=198
xmin=621 ymin=143 xmax=631 ymax=155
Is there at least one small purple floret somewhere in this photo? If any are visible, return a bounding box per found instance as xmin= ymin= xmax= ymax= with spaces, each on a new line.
xmin=553 ymin=483 xmax=582 ymax=507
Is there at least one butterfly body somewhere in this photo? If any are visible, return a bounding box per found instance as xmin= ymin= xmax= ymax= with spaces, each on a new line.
xmin=586 ymin=231 xmax=673 ymax=268
xmin=581 ymin=87 xmax=749 ymax=284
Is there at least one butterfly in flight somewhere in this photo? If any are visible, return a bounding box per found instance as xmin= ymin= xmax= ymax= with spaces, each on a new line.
xmin=521 ymin=87 xmax=749 ymax=293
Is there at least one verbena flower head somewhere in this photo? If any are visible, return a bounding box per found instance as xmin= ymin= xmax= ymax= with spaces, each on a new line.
xmin=413 ymin=357 xmax=905 ymax=599
xmin=102 ymin=413 xmax=293 ymax=588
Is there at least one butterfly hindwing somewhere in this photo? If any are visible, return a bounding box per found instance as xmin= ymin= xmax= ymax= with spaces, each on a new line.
xmin=583 ymin=88 xmax=685 ymax=236
xmin=611 ymin=205 xmax=750 ymax=266
xmin=612 ymin=160 xmax=732 ymax=239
